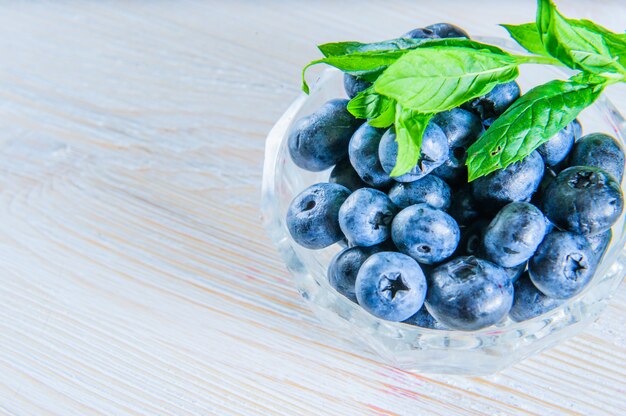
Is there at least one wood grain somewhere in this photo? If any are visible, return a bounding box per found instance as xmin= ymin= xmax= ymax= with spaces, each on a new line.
xmin=0 ymin=1 xmax=625 ymax=415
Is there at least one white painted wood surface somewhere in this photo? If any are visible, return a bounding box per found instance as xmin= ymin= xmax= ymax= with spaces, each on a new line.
xmin=0 ymin=1 xmax=625 ymax=415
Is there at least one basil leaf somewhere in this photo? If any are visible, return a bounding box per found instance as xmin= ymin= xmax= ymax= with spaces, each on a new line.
xmin=391 ymin=106 xmax=433 ymax=177
xmin=346 ymin=87 xmax=391 ymax=118
xmin=537 ymin=0 xmax=626 ymax=76
xmin=501 ymin=23 xmax=549 ymax=56
xmin=301 ymin=50 xmax=405 ymax=93
xmin=374 ymin=46 xmax=519 ymax=113
xmin=466 ymin=77 xmax=604 ymax=181
xmin=368 ymin=102 xmax=396 ymax=128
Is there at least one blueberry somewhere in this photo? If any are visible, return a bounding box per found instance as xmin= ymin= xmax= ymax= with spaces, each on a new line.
xmin=287 ymin=183 xmax=351 ymax=249
xmin=288 ymin=99 xmax=362 ymax=171
xmin=329 ymin=159 xmax=367 ymax=192
xmin=463 ymin=81 xmax=521 ymax=120
xmin=339 ymin=188 xmax=397 ymax=247
xmin=402 ymin=27 xmax=439 ymax=39
xmin=571 ymin=118 xmax=583 ymax=140
xmin=392 ymin=204 xmax=460 ymax=264
xmin=425 ymin=23 xmax=469 ymax=39
xmin=348 ymin=123 xmax=394 ymax=188
xmin=379 ymin=125 xmax=448 ymax=182
xmin=472 ymin=150 xmax=544 ymax=209
xmin=529 ymin=231 xmax=598 ymax=299
xmin=432 ymin=108 xmax=483 ymax=184
xmin=483 ymin=202 xmax=547 ymax=268
xmin=343 ymin=73 xmax=372 ymax=99
xmin=426 ymin=256 xmax=513 ymax=331
xmin=328 ymin=246 xmax=379 ymax=303
xmin=569 ymin=133 xmax=625 ymax=182
xmin=537 ymin=121 xmax=576 ymax=167
xmin=509 ymin=273 xmax=565 ymax=322
xmin=482 ymin=116 xmax=497 ymax=130
xmin=448 ymin=186 xmax=482 ymax=226
xmin=587 ymin=229 xmax=612 ymax=262
xmin=455 ymin=218 xmax=490 ymax=257
xmin=542 ymin=166 xmax=624 ymax=236
xmin=403 ymin=307 xmax=448 ymax=329
xmin=387 ymin=175 xmax=451 ymax=210
xmin=355 ymin=252 xmax=427 ymax=321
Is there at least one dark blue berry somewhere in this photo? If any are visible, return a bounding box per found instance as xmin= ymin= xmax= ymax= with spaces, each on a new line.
xmin=463 ymin=81 xmax=521 ymax=120
xmin=287 ymin=183 xmax=351 ymax=249
xmin=542 ymin=166 xmax=623 ymax=236
xmin=328 ymin=246 xmax=379 ymax=303
xmin=339 ymin=188 xmax=397 ymax=247
xmin=387 ymin=175 xmax=451 ymax=210
xmin=343 ymin=73 xmax=372 ymax=99
xmin=509 ymin=273 xmax=565 ymax=322
xmin=288 ymin=99 xmax=362 ymax=171
xmin=329 ymin=159 xmax=367 ymax=192
xmin=403 ymin=307 xmax=448 ymax=329
xmin=349 ymin=123 xmax=394 ymax=188
xmin=587 ymin=229 xmax=612 ymax=263
xmin=425 ymin=23 xmax=469 ymax=39
xmin=392 ymin=204 xmax=460 ymax=264
xmin=402 ymin=27 xmax=439 ymax=39
xmin=448 ymin=186 xmax=482 ymax=226
xmin=569 ymin=133 xmax=625 ymax=182
xmin=355 ymin=252 xmax=427 ymax=321
xmin=537 ymin=121 xmax=576 ymax=167
xmin=426 ymin=256 xmax=513 ymax=331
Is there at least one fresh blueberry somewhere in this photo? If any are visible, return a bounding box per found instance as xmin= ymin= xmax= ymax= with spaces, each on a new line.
xmin=571 ymin=118 xmax=583 ymax=140
xmin=343 ymin=73 xmax=372 ymax=99
xmin=482 ymin=116 xmax=497 ymax=130
xmin=339 ymin=188 xmax=397 ymax=247
xmin=529 ymin=231 xmax=598 ymax=299
xmin=542 ymin=166 xmax=624 ymax=236
xmin=569 ymin=133 xmax=625 ymax=182
xmin=509 ymin=273 xmax=565 ymax=322
xmin=288 ymin=99 xmax=362 ymax=171
xmin=483 ymin=202 xmax=547 ymax=268
xmin=387 ymin=175 xmax=451 ymax=210
xmin=392 ymin=204 xmax=460 ymax=264
xmin=426 ymin=256 xmax=513 ymax=331
xmin=448 ymin=186 xmax=482 ymax=226
xmin=471 ymin=150 xmax=544 ymax=209
xmin=379 ymin=125 xmax=448 ymax=182
xmin=403 ymin=307 xmax=448 ymax=329
xmin=425 ymin=23 xmax=469 ymax=39
xmin=355 ymin=252 xmax=427 ymax=321
xmin=348 ymin=123 xmax=394 ymax=188
xmin=432 ymin=108 xmax=483 ymax=184
xmin=402 ymin=27 xmax=439 ymax=39
xmin=329 ymin=159 xmax=367 ymax=192
xmin=463 ymin=81 xmax=521 ymax=120
xmin=455 ymin=218 xmax=490 ymax=257
xmin=287 ymin=183 xmax=351 ymax=249
xmin=328 ymin=246 xmax=379 ymax=303
xmin=537 ymin=121 xmax=576 ymax=167
xmin=587 ymin=229 xmax=612 ymax=262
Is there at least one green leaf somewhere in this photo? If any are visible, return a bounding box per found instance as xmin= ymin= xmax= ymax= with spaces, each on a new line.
xmin=390 ymin=105 xmax=433 ymax=177
xmin=368 ymin=102 xmax=396 ymax=128
xmin=318 ymin=38 xmax=425 ymax=57
xmin=501 ymin=23 xmax=549 ymax=56
xmin=466 ymin=77 xmax=604 ymax=181
xmin=346 ymin=87 xmax=391 ymax=118
xmin=374 ymin=46 xmax=520 ymax=113
xmin=537 ymin=0 xmax=626 ymax=76
xmin=301 ymin=50 xmax=405 ymax=93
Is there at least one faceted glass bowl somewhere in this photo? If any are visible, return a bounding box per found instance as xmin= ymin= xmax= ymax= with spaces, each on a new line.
xmin=261 ymin=38 xmax=626 ymax=375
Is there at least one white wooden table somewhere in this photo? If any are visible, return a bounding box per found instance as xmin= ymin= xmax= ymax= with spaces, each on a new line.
xmin=1 ymin=1 xmax=625 ymax=415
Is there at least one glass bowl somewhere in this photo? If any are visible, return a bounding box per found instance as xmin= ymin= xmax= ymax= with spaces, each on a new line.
xmin=261 ymin=37 xmax=626 ymax=375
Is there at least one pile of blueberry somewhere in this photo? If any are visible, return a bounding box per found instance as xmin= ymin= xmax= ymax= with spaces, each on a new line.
xmin=285 ymin=23 xmax=625 ymax=331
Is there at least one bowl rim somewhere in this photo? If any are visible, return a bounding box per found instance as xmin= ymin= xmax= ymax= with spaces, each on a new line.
xmin=261 ymin=36 xmax=626 ymax=337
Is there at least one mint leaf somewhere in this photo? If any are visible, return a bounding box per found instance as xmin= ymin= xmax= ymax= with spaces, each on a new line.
xmin=537 ymin=0 xmax=626 ymax=76
xmin=391 ymin=106 xmax=433 ymax=177
xmin=368 ymin=102 xmax=396 ymax=128
xmin=347 ymin=87 xmax=391 ymax=118
xmin=318 ymin=38 xmax=425 ymax=57
xmin=501 ymin=23 xmax=549 ymax=56
xmin=466 ymin=77 xmax=604 ymax=181
xmin=374 ymin=46 xmax=519 ymax=113
xmin=301 ymin=50 xmax=406 ymax=93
